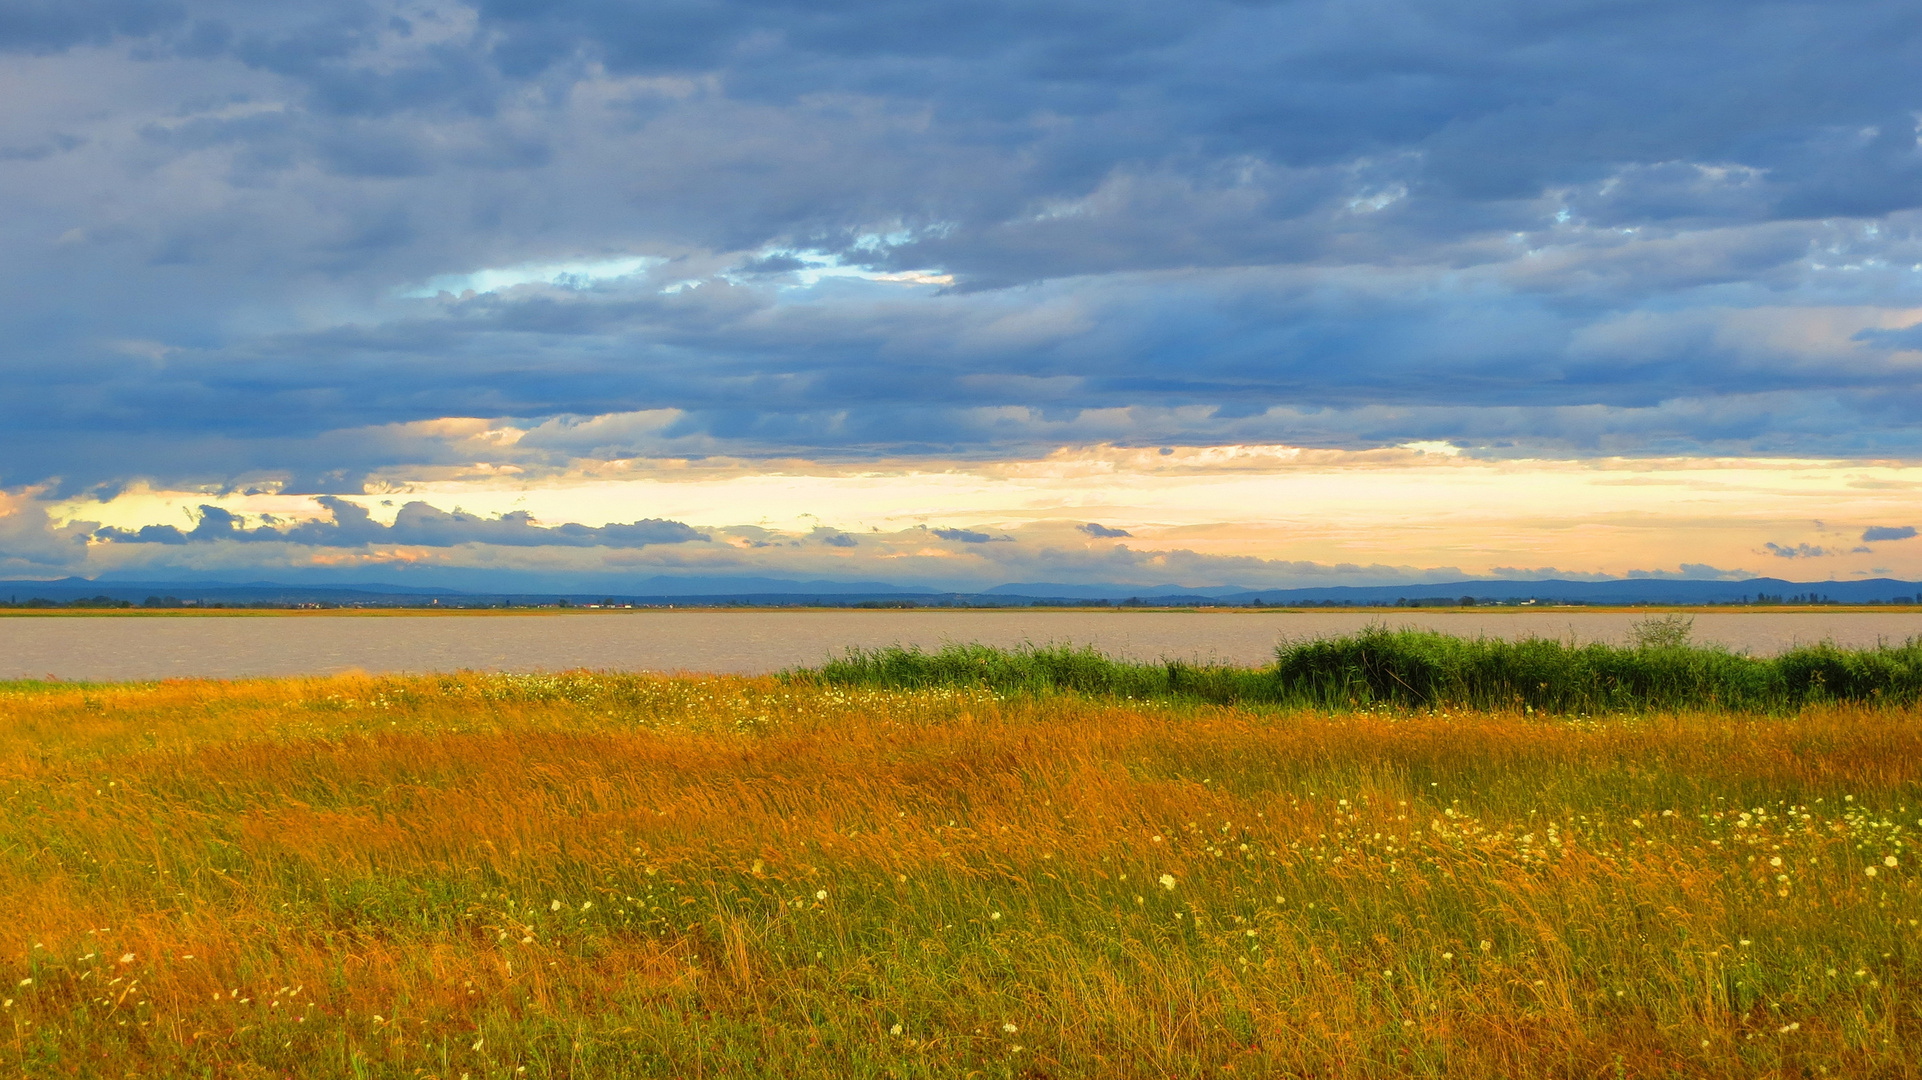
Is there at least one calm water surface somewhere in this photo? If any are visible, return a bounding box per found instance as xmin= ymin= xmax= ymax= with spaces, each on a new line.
xmin=5 ymin=610 xmax=1922 ymax=682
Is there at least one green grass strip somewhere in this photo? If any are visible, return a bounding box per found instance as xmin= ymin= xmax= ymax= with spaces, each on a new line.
xmin=799 ymin=625 xmax=1922 ymax=713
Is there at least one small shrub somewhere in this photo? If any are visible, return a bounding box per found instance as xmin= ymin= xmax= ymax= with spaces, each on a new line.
xmin=1628 ymin=613 xmax=1694 ymax=649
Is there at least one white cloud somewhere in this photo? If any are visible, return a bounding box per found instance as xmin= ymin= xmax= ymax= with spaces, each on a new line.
xmin=733 ymin=246 xmax=953 ymax=288
xmin=400 ymin=256 xmax=663 ymax=298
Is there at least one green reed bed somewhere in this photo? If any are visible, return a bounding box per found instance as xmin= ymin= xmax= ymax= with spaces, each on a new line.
xmin=805 ymin=623 xmax=1922 ymax=713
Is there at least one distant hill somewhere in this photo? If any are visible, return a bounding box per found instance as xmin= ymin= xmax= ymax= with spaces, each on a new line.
xmin=1214 ymin=577 xmax=1922 ymax=606
xmin=2 ymin=575 xmax=1918 ymax=608
xmin=0 ymin=579 xmax=462 ymax=605
xmin=993 ymin=577 xmax=1922 ymax=606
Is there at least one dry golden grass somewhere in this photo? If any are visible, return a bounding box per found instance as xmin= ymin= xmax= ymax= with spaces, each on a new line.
xmin=1 ymin=672 xmax=1917 ymax=1077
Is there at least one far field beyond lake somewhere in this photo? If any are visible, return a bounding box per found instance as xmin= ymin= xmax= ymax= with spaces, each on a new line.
xmin=5 ymin=608 xmax=1922 ymax=682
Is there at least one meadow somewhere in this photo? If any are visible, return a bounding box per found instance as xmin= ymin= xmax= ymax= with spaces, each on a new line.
xmin=1 ymin=640 xmax=1918 ymax=1076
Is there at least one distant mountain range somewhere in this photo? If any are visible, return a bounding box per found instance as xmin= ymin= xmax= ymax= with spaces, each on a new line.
xmin=986 ymin=578 xmax=1922 ymax=605
xmin=3 ymin=575 xmax=1919 ymax=607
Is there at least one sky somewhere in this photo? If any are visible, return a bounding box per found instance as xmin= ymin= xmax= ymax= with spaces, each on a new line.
xmin=3 ymin=0 xmax=1922 ymax=590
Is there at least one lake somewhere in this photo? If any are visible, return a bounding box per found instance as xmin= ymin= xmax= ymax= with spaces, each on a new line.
xmin=5 ymin=609 xmax=1922 ymax=682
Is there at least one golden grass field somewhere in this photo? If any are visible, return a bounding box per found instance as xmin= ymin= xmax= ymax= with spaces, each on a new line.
xmin=1 ymin=672 xmax=1917 ymax=1077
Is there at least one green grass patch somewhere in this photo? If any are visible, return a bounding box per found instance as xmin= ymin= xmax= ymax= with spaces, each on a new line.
xmin=803 ymin=625 xmax=1922 ymax=713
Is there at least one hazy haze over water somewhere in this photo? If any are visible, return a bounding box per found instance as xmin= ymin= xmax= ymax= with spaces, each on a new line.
xmin=5 ymin=611 xmax=1922 ymax=682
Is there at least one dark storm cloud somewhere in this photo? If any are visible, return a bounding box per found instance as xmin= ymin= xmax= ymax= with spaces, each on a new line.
xmin=7 ymin=0 xmax=1922 ymax=490
xmin=93 ymin=497 xmax=708 ymax=547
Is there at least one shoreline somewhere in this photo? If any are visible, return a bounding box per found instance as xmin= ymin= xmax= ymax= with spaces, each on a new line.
xmin=3 ymin=603 xmax=1921 ymax=617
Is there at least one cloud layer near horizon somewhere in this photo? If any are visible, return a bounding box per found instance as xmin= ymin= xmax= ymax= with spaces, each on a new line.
xmin=4 ymin=0 xmax=1922 ymax=502
xmin=0 ymin=446 xmax=1913 ymax=590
